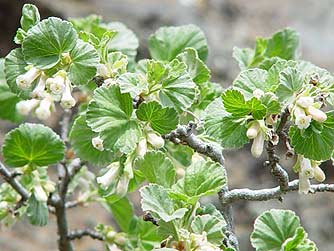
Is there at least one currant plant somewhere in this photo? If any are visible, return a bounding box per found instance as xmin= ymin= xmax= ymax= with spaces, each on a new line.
xmin=0 ymin=3 xmax=333 ymax=251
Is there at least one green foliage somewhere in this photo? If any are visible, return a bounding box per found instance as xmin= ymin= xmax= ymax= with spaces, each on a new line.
xmin=2 ymin=123 xmax=64 ymax=167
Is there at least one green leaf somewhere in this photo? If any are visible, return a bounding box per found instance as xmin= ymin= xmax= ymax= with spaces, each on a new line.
xmin=22 ymin=17 xmax=78 ymax=69
xmin=233 ymin=69 xmax=268 ymax=99
xmin=203 ymin=98 xmax=249 ymax=148
xmin=289 ymin=113 xmax=334 ymax=161
xmin=282 ymin=227 xmax=317 ymax=251
xmin=232 ymin=47 xmax=254 ymax=70
xmin=191 ymin=214 xmax=225 ymax=245
xmin=171 ymin=160 xmax=226 ymax=204
xmin=159 ymin=60 xmax=197 ymax=112
xmin=104 ymin=197 xmax=134 ymax=232
xmin=26 ymin=194 xmax=48 ymax=226
xmin=0 ymin=84 xmax=23 ymax=123
xmin=222 ymin=89 xmax=266 ymax=119
xmin=136 ymin=101 xmax=179 ymax=134
xmin=260 ymin=93 xmax=281 ymax=115
xmin=4 ymin=48 xmax=31 ymax=99
xmin=276 ymin=67 xmax=304 ymax=103
xmin=68 ymin=39 xmax=99 ymax=85
xmin=149 ymin=25 xmax=208 ymax=62
xmin=118 ymin=72 xmax=148 ymax=98
xmin=20 ymin=4 xmax=40 ymax=31
xmin=264 ymin=28 xmax=299 ymax=60
xmin=87 ymin=85 xmax=141 ymax=153
xmin=69 ymin=115 xmax=114 ymax=166
xmin=165 ymin=142 xmax=193 ymax=167
xmin=2 ymin=123 xmax=65 ymax=167
xmin=135 ymin=151 xmax=176 ymax=188
xmin=176 ymin=47 xmax=210 ymax=84
xmin=140 ymin=184 xmax=188 ymax=222
xmin=251 ymin=209 xmax=301 ymax=251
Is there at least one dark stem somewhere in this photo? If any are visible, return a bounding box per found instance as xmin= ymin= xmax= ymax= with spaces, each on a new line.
xmin=68 ymin=228 xmax=104 ymax=241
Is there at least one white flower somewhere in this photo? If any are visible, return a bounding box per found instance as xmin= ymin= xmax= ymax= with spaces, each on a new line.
xmin=0 ymin=201 xmax=8 ymax=210
xmin=298 ymin=172 xmax=311 ymax=194
xmin=92 ymin=136 xmax=104 ymax=151
xmin=293 ymin=105 xmax=306 ymax=118
xmin=35 ymin=98 xmax=52 ymax=120
xmin=136 ymin=138 xmax=147 ymax=157
xmin=253 ymin=89 xmax=264 ymax=99
xmin=96 ymin=162 xmax=120 ymax=189
xmin=296 ymin=96 xmax=314 ymax=108
xmin=115 ymin=174 xmax=130 ymax=197
xmin=190 ymin=232 xmax=221 ymax=251
xmin=251 ymin=130 xmax=264 ymax=158
xmin=48 ymin=75 xmax=66 ymax=95
xmin=34 ymin=184 xmax=48 ymax=202
xmin=107 ymin=244 xmax=122 ymax=251
xmin=246 ymin=121 xmax=260 ymax=139
xmin=97 ymin=64 xmax=110 ymax=78
xmin=44 ymin=181 xmax=56 ymax=193
xmin=60 ymin=79 xmax=76 ymax=109
xmin=295 ymin=114 xmax=312 ymax=129
xmin=31 ymin=74 xmax=47 ymax=99
xmin=16 ymin=99 xmax=40 ymax=115
xmin=103 ymin=78 xmax=117 ymax=87
xmin=16 ymin=67 xmax=41 ymax=90
xmin=312 ymin=162 xmax=326 ymax=182
xmin=147 ymin=132 xmax=164 ymax=149
xmin=306 ymin=105 xmax=327 ymax=122
xmin=300 ymin=157 xmax=314 ymax=179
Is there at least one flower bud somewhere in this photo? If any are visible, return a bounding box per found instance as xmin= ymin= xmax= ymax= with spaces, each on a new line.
xmin=253 ymin=89 xmax=264 ymax=99
xmin=296 ymin=96 xmax=314 ymax=108
xmin=136 ymin=138 xmax=147 ymax=157
xmin=114 ymin=233 xmax=126 ymax=245
xmin=106 ymin=230 xmax=117 ymax=240
xmin=295 ymin=114 xmax=312 ymax=129
xmin=313 ymin=165 xmax=326 ymax=182
xmin=92 ymin=136 xmax=104 ymax=151
xmin=44 ymin=181 xmax=56 ymax=193
xmin=16 ymin=67 xmax=40 ymax=90
xmin=300 ymin=157 xmax=314 ymax=179
xmin=306 ymin=105 xmax=327 ymax=123
xmin=293 ymin=105 xmax=306 ymax=118
xmin=34 ymin=184 xmax=48 ymax=202
xmin=298 ymin=172 xmax=311 ymax=194
xmin=35 ymin=98 xmax=52 ymax=120
xmin=96 ymin=162 xmax=120 ymax=189
xmin=97 ymin=64 xmax=110 ymax=78
xmin=31 ymin=74 xmax=47 ymax=99
xmin=251 ymin=131 xmax=264 ymax=158
xmin=16 ymin=99 xmax=40 ymax=115
xmin=48 ymin=75 xmax=66 ymax=95
xmin=60 ymin=79 xmax=76 ymax=109
xmin=147 ymin=132 xmax=164 ymax=149
xmin=115 ymin=174 xmax=130 ymax=197
xmin=246 ymin=121 xmax=260 ymax=139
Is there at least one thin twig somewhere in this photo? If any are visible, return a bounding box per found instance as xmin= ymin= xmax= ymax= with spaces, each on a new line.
xmin=68 ymin=229 xmax=104 ymax=241
xmin=222 ymin=180 xmax=334 ymax=204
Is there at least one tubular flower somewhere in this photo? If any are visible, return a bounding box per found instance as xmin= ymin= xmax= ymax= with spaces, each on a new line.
xmin=31 ymin=73 xmax=47 ymax=99
xmin=92 ymin=136 xmax=104 ymax=151
xmin=311 ymin=161 xmax=326 ymax=182
xmin=48 ymin=75 xmax=66 ymax=95
xmin=251 ymin=129 xmax=265 ymax=158
xmin=298 ymin=172 xmax=311 ymax=195
xmin=96 ymin=162 xmax=120 ymax=189
xmin=115 ymin=174 xmax=130 ymax=197
xmin=60 ymin=79 xmax=76 ymax=109
xmin=16 ymin=67 xmax=41 ymax=90
xmin=295 ymin=114 xmax=312 ymax=129
xmin=35 ymin=97 xmax=52 ymax=120
xmin=298 ymin=157 xmax=314 ymax=194
xmin=246 ymin=121 xmax=260 ymax=139
xmin=147 ymin=132 xmax=165 ymax=149
xmin=253 ymin=89 xmax=264 ymax=99
xmin=34 ymin=184 xmax=48 ymax=202
xmin=296 ymin=96 xmax=314 ymax=108
xmin=136 ymin=137 xmax=147 ymax=157
xmin=305 ymin=105 xmax=327 ymax=122
xmin=16 ymin=99 xmax=40 ymax=115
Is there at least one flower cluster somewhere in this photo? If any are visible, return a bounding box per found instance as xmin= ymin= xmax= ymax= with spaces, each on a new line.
xmin=15 ymin=68 xmax=76 ymax=120
xmin=294 ymin=155 xmax=326 ymax=194
xmin=290 ymin=95 xmax=327 ymax=130
xmin=32 ymin=170 xmax=55 ymax=202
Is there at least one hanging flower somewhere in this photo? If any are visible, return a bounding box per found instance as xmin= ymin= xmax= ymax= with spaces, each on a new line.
xmin=305 ymin=105 xmax=327 ymax=122
xmin=296 ymin=96 xmax=314 ymax=108
xmin=16 ymin=67 xmax=41 ymax=90
xmin=147 ymin=132 xmax=164 ymax=149
xmin=31 ymin=73 xmax=47 ymax=99
xmin=136 ymin=137 xmax=147 ymax=157
xmin=16 ymin=99 xmax=40 ymax=115
xmin=96 ymin=162 xmax=120 ymax=189
xmin=34 ymin=184 xmax=48 ymax=202
xmin=60 ymin=79 xmax=76 ymax=109
xmin=35 ymin=97 xmax=53 ymax=120
xmin=92 ymin=136 xmax=104 ymax=151
xmin=246 ymin=121 xmax=260 ymax=139
xmin=295 ymin=114 xmax=312 ymax=129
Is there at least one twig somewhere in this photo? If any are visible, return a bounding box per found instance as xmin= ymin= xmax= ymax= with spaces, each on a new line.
xmin=68 ymin=228 xmax=104 ymax=241
xmin=164 ymin=123 xmax=239 ymax=251
xmin=222 ymin=180 xmax=334 ymax=204
xmin=0 ymin=161 xmax=29 ymax=201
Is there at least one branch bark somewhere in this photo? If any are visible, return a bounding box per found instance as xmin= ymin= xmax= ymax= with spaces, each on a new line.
xmin=222 ymin=179 xmax=334 ymax=204
xmin=68 ymin=228 xmax=104 ymax=241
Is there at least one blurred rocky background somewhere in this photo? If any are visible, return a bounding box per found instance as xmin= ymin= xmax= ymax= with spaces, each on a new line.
xmin=1 ymin=0 xmax=334 ymax=250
